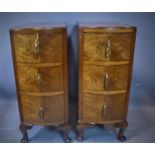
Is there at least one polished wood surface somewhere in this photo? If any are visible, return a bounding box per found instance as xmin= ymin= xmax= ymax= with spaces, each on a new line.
xmin=78 ymin=23 xmax=136 ymax=123
xmin=82 ymin=93 xmax=127 ymax=123
xmin=79 ymin=22 xmax=136 ymax=33
xmin=10 ymin=25 xmax=71 ymax=142
xmin=21 ymin=94 xmax=65 ymax=125
xmin=13 ymin=33 xmax=63 ymax=63
xmin=17 ymin=64 xmax=64 ymax=92
xmin=20 ymin=91 xmax=64 ymax=96
xmin=83 ymin=64 xmax=129 ymax=91
xmin=77 ymin=22 xmax=136 ymax=141
xmin=79 ymin=22 xmax=136 ymax=28
xmin=84 ymin=33 xmax=132 ymax=61
xmin=84 ymin=60 xmax=130 ymax=66
xmin=83 ymin=90 xmax=127 ymax=95
xmin=10 ymin=23 xmax=66 ymax=32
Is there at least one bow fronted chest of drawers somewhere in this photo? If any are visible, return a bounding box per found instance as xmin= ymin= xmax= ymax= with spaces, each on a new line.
xmin=77 ymin=22 xmax=136 ymax=141
xmin=10 ymin=24 xmax=71 ymax=142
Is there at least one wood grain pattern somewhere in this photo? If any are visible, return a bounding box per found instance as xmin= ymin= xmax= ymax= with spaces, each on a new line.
xmin=16 ymin=62 xmax=63 ymax=67
xmin=83 ymin=28 xmax=135 ymax=33
xmin=79 ymin=22 xmax=136 ymax=33
xmin=10 ymin=25 xmax=70 ymax=138
xmin=78 ymin=23 xmax=136 ymax=128
xmin=83 ymin=90 xmax=127 ymax=95
xmin=78 ymin=28 xmax=84 ymax=120
xmin=21 ymin=94 xmax=65 ymax=125
xmin=13 ymin=33 xmax=63 ymax=63
xmin=82 ymin=93 xmax=127 ymax=123
xmin=83 ymin=65 xmax=129 ymax=91
xmin=17 ymin=64 xmax=64 ymax=92
xmin=84 ymin=33 xmax=132 ymax=61
xmin=62 ymin=29 xmax=69 ymax=122
xmin=10 ymin=23 xmax=66 ymax=32
xmin=20 ymin=91 xmax=64 ymax=96
xmin=84 ymin=61 xmax=130 ymax=66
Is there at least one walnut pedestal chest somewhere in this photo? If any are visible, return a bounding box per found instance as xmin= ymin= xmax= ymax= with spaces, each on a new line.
xmin=77 ymin=22 xmax=136 ymax=141
xmin=10 ymin=24 xmax=71 ymax=142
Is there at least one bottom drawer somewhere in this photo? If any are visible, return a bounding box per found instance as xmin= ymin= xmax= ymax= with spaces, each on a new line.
xmin=81 ymin=93 xmax=127 ymax=123
xmin=20 ymin=94 xmax=66 ymax=125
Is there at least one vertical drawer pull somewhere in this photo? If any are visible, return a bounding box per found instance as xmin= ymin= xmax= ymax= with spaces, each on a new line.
xmin=103 ymin=104 xmax=107 ymax=116
xmin=34 ymin=33 xmax=40 ymax=58
xmin=105 ymin=40 xmax=111 ymax=58
xmin=36 ymin=74 xmax=41 ymax=87
xmin=39 ymin=106 xmax=44 ymax=119
xmin=104 ymin=73 xmax=109 ymax=89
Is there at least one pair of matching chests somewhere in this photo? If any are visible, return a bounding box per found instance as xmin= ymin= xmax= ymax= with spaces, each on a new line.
xmin=10 ymin=22 xmax=136 ymax=142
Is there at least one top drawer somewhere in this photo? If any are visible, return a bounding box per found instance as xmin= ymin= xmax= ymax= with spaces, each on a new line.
xmin=84 ymin=33 xmax=132 ymax=62
xmin=12 ymin=32 xmax=63 ymax=63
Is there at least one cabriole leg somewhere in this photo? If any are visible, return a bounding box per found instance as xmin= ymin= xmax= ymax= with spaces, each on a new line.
xmin=57 ymin=124 xmax=72 ymax=143
xmin=76 ymin=128 xmax=84 ymax=141
xmin=19 ymin=123 xmax=32 ymax=143
xmin=113 ymin=121 xmax=128 ymax=142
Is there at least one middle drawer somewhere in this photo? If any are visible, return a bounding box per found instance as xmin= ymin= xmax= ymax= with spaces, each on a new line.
xmin=83 ymin=64 xmax=129 ymax=92
xmin=17 ymin=63 xmax=64 ymax=92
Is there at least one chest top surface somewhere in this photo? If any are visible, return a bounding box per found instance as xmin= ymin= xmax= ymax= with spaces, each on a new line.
xmin=10 ymin=23 xmax=67 ymax=32
xmin=78 ymin=22 xmax=136 ymax=33
xmin=78 ymin=22 xmax=136 ymax=28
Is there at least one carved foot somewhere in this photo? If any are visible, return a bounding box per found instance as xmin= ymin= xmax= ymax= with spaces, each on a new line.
xmin=57 ymin=124 xmax=72 ymax=143
xmin=75 ymin=123 xmax=93 ymax=141
xmin=19 ymin=123 xmax=32 ymax=143
xmin=61 ymin=131 xmax=72 ymax=143
xmin=117 ymin=131 xmax=126 ymax=142
xmin=113 ymin=121 xmax=128 ymax=142
xmin=21 ymin=137 xmax=29 ymax=143
xmin=76 ymin=129 xmax=83 ymax=141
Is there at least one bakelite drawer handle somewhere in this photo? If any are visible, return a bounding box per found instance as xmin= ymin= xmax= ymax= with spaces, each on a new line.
xmin=39 ymin=106 xmax=44 ymax=119
xmin=105 ymin=40 xmax=111 ymax=58
xmin=104 ymin=73 xmax=109 ymax=89
xmin=36 ymin=74 xmax=41 ymax=87
xmin=34 ymin=33 xmax=40 ymax=58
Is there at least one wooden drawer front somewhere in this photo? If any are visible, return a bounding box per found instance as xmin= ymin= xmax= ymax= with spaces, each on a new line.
xmin=13 ymin=33 xmax=63 ymax=63
xmin=83 ymin=65 xmax=129 ymax=92
xmin=82 ymin=93 xmax=127 ymax=123
xmin=17 ymin=64 xmax=63 ymax=92
xmin=21 ymin=94 xmax=66 ymax=124
xmin=84 ymin=33 xmax=132 ymax=61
